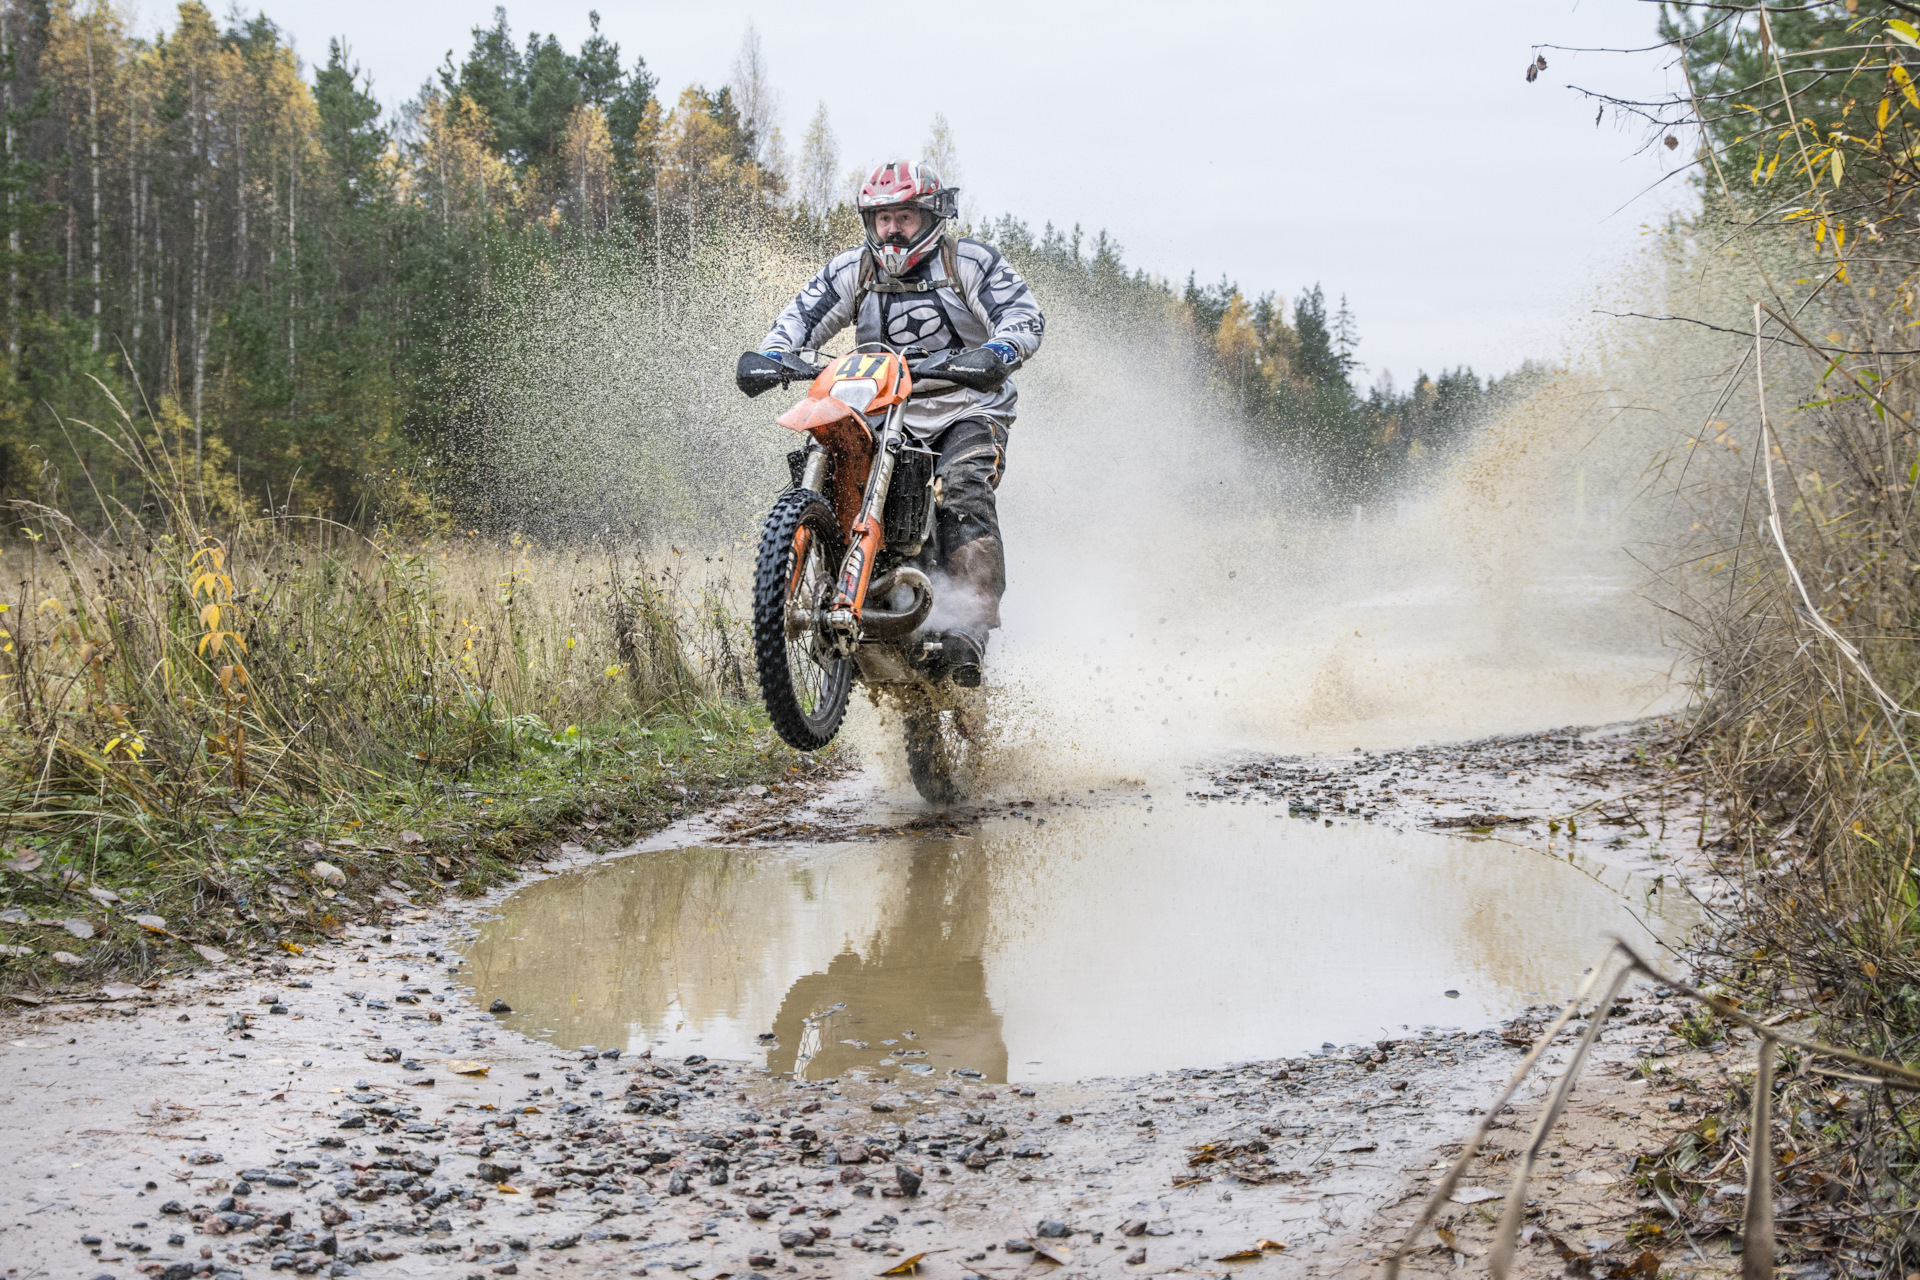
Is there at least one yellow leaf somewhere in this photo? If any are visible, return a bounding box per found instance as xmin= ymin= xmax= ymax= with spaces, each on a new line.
xmin=877 ymin=1254 xmax=928 ymax=1276
xmin=1833 ymin=149 xmax=1845 ymax=186
xmin=1881 ymin=96 xmax=1892 ymax=128
xmin=1216 ymin=1248 xmax=1264 ymax=1261
xmin=1816 ymin=218 xmax=1828 ymax=243
xmin=200 ymin=603 xmax=221 ymax=629
xmin=1895 ymin=63 xmax=1920 ymax=110
xmin=1889 ymin=18 xmax=1920 ymax=47
xmin=1864 ymin=960 xmax=1881 ymax=977
xmin=1258 ymin=1240 xmax=1288 ymax=1252
xmin=279 ymin=941 xmax=304 ymax=954
xmin=1029 ymin=1240 xmax=1072 ymax=1265
xmin=446 ymin=1061 xmax=489 ymax=1076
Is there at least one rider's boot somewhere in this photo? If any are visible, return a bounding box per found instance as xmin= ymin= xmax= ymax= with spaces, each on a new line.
xmin=937 ymin=536 xmax=1005 ymax=688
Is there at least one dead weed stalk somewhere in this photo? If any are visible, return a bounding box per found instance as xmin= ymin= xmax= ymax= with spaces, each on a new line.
xmin=1386 ymin=941 xmax=1920 ymax=1280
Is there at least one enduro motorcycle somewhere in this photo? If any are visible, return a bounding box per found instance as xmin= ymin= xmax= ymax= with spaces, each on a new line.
xmin=735 ymin=342 xmax=1010 ymax=804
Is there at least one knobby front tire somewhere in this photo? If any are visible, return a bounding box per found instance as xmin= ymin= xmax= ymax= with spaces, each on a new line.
xmin=753 ymin=488 xmax=853 ymax=751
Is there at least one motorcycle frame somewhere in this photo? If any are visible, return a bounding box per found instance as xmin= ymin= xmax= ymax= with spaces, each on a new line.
xmin=775 ymin=347 xmax=917 ymax=654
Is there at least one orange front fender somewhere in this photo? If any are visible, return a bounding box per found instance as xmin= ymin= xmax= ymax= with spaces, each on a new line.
xmin=776 ymin=395 xmax=862 ymax=436
xmin=778 ymin=397 xmax=874 ymax=533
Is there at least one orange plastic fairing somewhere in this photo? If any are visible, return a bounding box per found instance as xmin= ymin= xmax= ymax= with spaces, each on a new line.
xmin=776 ymin=396 xmax=875 ymax=532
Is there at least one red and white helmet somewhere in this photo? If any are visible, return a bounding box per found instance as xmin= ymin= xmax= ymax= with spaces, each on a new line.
xmin=858 ymin=159 xmax=959 ymax=276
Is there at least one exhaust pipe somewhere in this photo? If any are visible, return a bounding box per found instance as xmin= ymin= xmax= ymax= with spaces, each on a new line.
xmin=860 ymin=565 xmax=933 ymax=640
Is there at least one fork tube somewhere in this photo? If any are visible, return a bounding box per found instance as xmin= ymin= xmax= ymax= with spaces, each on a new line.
xmin=859 ymin=407 xmax=903 ymax=526
xmin=800 ymin=447 xmax=829 ymax=494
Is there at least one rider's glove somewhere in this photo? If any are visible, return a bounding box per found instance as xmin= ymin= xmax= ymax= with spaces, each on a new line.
xmin=983 ymin=340 xmax=1019 ymax=367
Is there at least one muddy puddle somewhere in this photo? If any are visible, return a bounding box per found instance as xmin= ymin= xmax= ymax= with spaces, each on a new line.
xmin=458 ymin=795 xmax=1695 ymax=1083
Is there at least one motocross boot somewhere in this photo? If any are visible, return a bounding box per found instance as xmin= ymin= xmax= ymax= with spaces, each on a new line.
xmin=936 ymin=536 xmax=1005 ymax=688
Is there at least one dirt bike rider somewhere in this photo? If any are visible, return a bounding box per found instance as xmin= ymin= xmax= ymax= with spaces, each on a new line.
xmin=755 ymin=159 xmax=1044 ymax=687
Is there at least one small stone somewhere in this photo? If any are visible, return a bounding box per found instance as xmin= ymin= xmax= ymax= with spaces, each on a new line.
xmin=778 ymin=1228 xmax=811 ymax=1249
xmin=1004 ymin=1239 xmax=1034 ymax=1254
xmin=836 ymin=1143 xmax=869 ymax=1164
xmin=547 ymin=1234 xmax=579 ymax=1250
xmin=489 ymin=999 xmax=512 ymax=1014
xmin=1126 ymin=1247 xmax=1147 ymax=1265
xmin=1036 ymin=1220 xmax=1069 ymax=1238
xmin=894 ymin=1166 xmax=922 ymax=1198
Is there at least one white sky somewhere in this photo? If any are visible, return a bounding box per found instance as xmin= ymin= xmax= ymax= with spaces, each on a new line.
xmin=165 ymin=0 xmax=1689 ymax=385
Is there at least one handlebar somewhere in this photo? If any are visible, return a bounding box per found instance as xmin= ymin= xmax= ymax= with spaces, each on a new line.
xmin=736 ymin=346 xmax=1010 ymax=398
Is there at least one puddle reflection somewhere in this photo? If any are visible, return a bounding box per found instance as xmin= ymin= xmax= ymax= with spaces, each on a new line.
xmin=459 ymin=800 xmax=1694 ymax=1082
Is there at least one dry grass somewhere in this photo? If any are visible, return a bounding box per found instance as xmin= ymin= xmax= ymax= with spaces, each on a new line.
xmin=0 ymin=379 xmax=802 ymax=987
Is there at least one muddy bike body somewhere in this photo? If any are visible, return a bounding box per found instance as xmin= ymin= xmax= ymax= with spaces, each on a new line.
xmin=736 ymin=343 xmax=1008 ymax=803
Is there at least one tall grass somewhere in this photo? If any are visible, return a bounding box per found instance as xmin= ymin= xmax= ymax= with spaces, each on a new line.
xmin=1 ymin=381 xmax=751 ymax=866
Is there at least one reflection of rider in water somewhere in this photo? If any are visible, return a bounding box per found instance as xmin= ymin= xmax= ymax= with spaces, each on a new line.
xmin=767 ymin=842 xmax=1008 ymax=1084
xmin=759 ymin=160 xmax=1045 ymax=688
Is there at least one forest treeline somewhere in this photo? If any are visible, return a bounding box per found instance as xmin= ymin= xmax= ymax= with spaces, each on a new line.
xmin=0 ymin=0 xmax=1515 ymax=526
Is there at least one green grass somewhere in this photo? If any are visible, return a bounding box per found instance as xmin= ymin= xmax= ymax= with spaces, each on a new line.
xmin=1 ymin=701 xmax=831 ymax=990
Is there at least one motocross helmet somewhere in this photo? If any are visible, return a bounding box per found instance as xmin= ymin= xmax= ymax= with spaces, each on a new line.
xmin=858 ymin=160 xmax=959 ymax=276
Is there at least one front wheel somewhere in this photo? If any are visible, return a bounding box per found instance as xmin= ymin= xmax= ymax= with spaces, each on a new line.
xmin=753 ymin=489 xmax=853 ymax=751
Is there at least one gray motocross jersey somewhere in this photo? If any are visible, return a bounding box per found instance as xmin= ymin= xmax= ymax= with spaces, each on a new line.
xmin=760 ymin=237 xmax=1045 ymax=437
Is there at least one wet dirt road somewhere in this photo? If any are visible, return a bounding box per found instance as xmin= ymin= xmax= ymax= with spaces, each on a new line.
xmin=0 ymin=719 xmax=1721 ymax=1280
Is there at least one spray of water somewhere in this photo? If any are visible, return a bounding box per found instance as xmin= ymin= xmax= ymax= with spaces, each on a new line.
xmin=458 ymin=221 xmax=1725 ymax=798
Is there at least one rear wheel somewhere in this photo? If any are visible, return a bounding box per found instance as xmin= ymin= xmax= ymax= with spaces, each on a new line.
xmin=753 ymin=489 xmax=853 ymax=751
xmin=902 ymin=692 xmax=984 ymax=806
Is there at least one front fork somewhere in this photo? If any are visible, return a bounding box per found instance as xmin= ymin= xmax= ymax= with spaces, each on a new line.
xmin=822 ymin=403 xmax=903 ymax=654
xmin=787 ymin=450 xmax=833 ymax=596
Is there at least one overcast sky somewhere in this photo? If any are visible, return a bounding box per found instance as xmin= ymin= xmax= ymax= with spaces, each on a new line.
xmin=147 ymin=0 xmax=1688 ymax=385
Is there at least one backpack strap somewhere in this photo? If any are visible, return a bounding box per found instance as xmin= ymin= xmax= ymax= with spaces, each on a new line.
xmin=856 ymin=234 xmax=963 ymax=301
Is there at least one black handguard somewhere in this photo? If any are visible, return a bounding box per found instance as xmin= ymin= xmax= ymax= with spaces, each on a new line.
xmin=736 ymin=351 xmax=788 ymax=398
xmin=916 ymin=346 xmax=1011 ymax=393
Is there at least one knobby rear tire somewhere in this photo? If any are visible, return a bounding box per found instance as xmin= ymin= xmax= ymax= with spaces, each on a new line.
xmin=753 ymin=488 xmax=853 ymax=752
xmin=902 ymin=694 xmax=981 ymax=806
